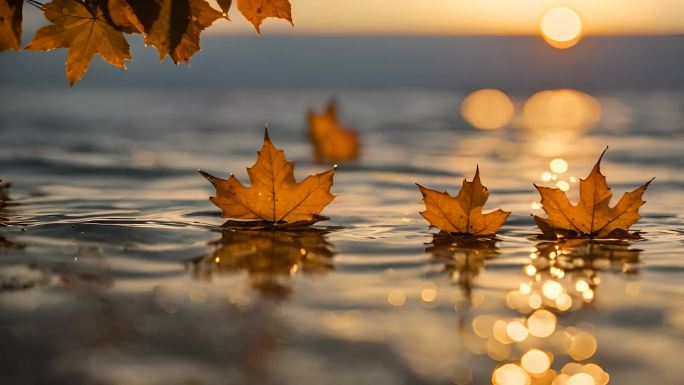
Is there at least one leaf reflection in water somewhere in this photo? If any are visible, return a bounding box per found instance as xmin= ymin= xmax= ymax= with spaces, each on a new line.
xmin=425 ymin=232 xmax=500 ymax=304
xmin=189 ymin=228 xmax=336 ymax=300
xmin=0 ymin=180 xmax=10 ymax=222
xmin=0 ymin=179 xmax=9 ymax=203
xmin=473 ymin=239 xmax=641 ymax=385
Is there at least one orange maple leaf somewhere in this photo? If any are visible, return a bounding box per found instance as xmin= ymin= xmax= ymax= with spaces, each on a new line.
xmin=416 ymin=167 xmax=510 ymax=236
xmin=307 ymin=100 xmax=360 ymax=163
xmin=0 ymin=0 xmax=22 ymax=51
xmin=25 ymin=0 xmax=131 ymax=85
xmin=533 ymin=148 xmax=653 ymax=239
xmin=237 ymin=0 xmax=292 ymax=33
xmin=200 ymin=128 xmax=336 ymax=225
xmin=146 ymin=0 xmax=224 ymax=64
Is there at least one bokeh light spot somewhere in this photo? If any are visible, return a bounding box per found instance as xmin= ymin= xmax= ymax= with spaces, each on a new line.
xmin=527 ymin=309 xmax=557 ymax=337
xmin=493 ymin=363 xmax=531 ymax=385
xmin=521 ymin=349 xmax=551 ymax=374
xmin=507 ymin=320 xmax=529 ymax=342
xmin=461 ymin=89 xmax=515 ymax=130
xmin=387 ymin=289 xmax=406 ymax=306
xmin=550 ymin=158 xmax=569 ymax=173
xmin=523 ymin=89 xmax=601 ymax=141
xmin=567 ymin=373 xmax=596 ymax=385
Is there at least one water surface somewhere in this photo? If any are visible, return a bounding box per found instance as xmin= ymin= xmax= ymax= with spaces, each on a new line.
xmin=1 ymin=87 xmax=683 ymax=385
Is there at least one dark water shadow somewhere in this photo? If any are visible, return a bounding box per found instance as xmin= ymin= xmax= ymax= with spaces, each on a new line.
xmin=425 ymin=233 xmax=500 ymax=305
xmin=533 ymin=238 xmax=642 ymax=289
xmin=0 ymin=180 xmax=11 ymax=223
xmin=187 ymin=227 xmax=336 ymax=301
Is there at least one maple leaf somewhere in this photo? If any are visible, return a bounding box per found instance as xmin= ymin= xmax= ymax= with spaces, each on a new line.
xmin=238 ymin=0 xmax=292 ymax=33
xmin=0 ymin=0 xmax=22 ymax=51
xmin=416 ymin=167 xmax=510 ymax=236
xmin=146 ymin=0 xmax=223 ymax=64
xmin=189 ymin=228 xmax=334 ymax=299
xmin=533 ymin=148 xmax=653 ymax=239
xmin=25 ymin=0 xmax=131 ymax=85
xmin=106 ymin=0 xmax=147 ymax=34
xmin=200 ymin=128 xmax=336 ymax=225
xmin=215 ymin=0 xmax=232 ymax=14
xmin=307 ymin=100 xmax=361 ymax=163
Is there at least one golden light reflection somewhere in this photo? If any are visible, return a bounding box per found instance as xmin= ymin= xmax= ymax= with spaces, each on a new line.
xmin=550 ymin=158 xmax=569 ymax=174
xmin=527 ymin=309 xmax=557 ymax=337
xmin=540 ymin=7 xmax=583 ymax=49
xmin=556 ymin=180 xmax=570 ymax=191
xmin=559 ymin=363 xmax=610 ymax=385
xmin=421 ymin=286 xmax=438 ymax=303
xmin=467 ymin=238 xmax=641 ymax=385
xmin=524 ymin=89 xmax=601 ymax=158
xmin=521 ymin=349 xmax=551 ymax=374
xmin=460 ymin=89 xmax=515 ymax=130
xmin=564 ymin=331 xmax=598 ymax=361
xmin=387 ymin=289 xmax=407 ymax=306
xmin=493 ymin=363 xmax=530 ymax=385
xmin=524 ymin=89 xmax=601 ymax=141
xmin=506 ymin=320 xmax=529 ymax=342
xmin=566 ymin=372 xmax=596 ymax=385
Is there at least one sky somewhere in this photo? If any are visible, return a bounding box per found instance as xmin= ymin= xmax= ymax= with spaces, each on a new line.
xmin=211 ymin=0 xmax=684 ymax=36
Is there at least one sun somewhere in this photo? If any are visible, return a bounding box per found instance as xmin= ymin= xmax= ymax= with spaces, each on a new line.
xmin=540 ymin=7 xmax=583 ymax=49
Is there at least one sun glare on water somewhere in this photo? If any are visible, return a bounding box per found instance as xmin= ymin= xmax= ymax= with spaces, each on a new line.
xmin=540 ymin=7 xmax=583 ymax=49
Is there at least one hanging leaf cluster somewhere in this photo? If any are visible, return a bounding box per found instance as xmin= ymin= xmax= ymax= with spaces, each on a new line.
xmin=0 ymin=0 xmax=293 ymax=84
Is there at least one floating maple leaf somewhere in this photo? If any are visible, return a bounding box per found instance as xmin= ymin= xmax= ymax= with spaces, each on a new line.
xmin=307 ymin=99 xmax=361 ymax=163
xmin=417 ymin=167 xmax=510 ymax=236
xmin=200 ymin=128 xmax=336 ymax=226
xmin=25 ymin=0 xmax=132 ymax=85
xmin=533 ymin=148 xmax=653 ymax=239
xmin=237 ymin=0 xmax=292 ymax=33
xmin=0 ymin=0 xmax=22 ymax=51
xmin=189 ymin=228 xmax=335 ymax=299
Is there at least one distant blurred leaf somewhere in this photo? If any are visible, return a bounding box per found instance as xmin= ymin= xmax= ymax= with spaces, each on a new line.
xmin=146 ymin=0 xmax=222 ymax=64
xmin=189 ymin=228 xmax=335 ymax=299
xmin=308 ymin=99 xmax=361 ymax=163
xmin=417 ymin=167 xmax=510 ymax=236
xmin=238 ymin=0 xmax=291 ymax=33
xmin=200 ymin=128 xmax=336 ymax=224
xmin=25 ymin=0 xmax=131 ymax=85
xmin=534 ymin=148 xmax=652 ymax=239
xmin=0 ymin=0 xmax=22 ymax=51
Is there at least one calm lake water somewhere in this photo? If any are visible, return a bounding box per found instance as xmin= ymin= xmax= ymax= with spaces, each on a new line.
xmin=1 ymin=87 xmax=683 ymax=385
